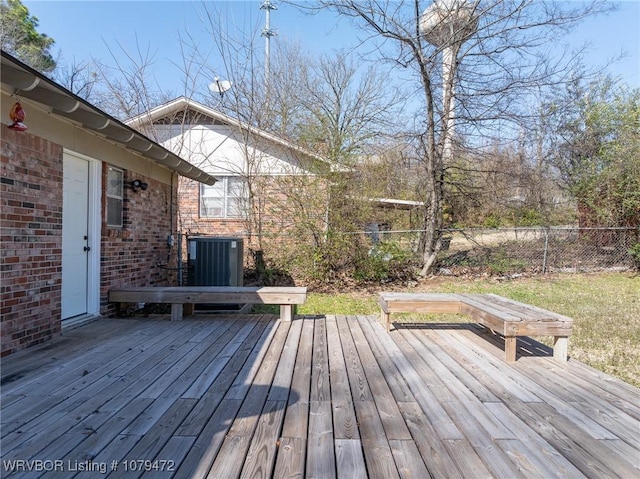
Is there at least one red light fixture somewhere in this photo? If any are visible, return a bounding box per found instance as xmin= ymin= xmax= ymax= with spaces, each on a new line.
xmin=8 ymin=102 xmax=28 ymax=131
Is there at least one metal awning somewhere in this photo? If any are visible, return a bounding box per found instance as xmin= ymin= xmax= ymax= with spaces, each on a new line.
xmin=369 ymin=198 xmax=424 ymax=210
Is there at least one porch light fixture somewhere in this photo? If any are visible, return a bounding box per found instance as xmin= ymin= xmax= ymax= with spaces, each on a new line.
xmin=130 ymin=179 xmax=148 ymax=192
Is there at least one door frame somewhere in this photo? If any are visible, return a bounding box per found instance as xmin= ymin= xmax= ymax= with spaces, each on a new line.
xmin=62 ymin=149 xmax=101 ymax=321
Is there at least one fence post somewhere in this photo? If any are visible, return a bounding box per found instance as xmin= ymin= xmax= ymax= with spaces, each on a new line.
xmin=542 ymin=228 xmax=550 ymax=274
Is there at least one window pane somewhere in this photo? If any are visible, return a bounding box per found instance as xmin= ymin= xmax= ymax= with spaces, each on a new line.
xmin=201 ymin=181 xmax=224 ymax=199
xmin=107 ymin=167 xmax=123 ymax=198
xmin=107 ymin=167 xmax=123 ymax=227
xmin=201 ymin=197 xmax=223 ymax=218
xmin=227 ymin=177 xmax=245 ymax=198
xmin=200 ymin=177 xmax=247 ymax=218
xmin=227 ymin=198 xmax=244 ymax=217
xmin=107 ymin=197 xmax=123 ymax=227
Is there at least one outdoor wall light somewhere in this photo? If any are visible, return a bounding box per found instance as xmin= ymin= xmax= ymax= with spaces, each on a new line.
xmin=130 ymin=179 xmax=148 ymax=192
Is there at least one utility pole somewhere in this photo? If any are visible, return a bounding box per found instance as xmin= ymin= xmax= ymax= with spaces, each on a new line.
xmin=260 ymin=0 xmax=277 ymax=90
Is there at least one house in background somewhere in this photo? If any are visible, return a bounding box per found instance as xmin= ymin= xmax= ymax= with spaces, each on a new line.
xmin=0 ymin=52 xmax=216 ymax=355
xmin=127 ymin=97 xmax=337 ymax=269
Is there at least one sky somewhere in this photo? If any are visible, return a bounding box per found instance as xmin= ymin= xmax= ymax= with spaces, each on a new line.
xmin=20 ymin=0 xmax=640 ymax=99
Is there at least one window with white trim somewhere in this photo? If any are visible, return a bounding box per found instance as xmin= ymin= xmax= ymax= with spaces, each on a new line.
xmin=200 ymin=176 xmax=247 ymax=218
xmin=106 ymin=166 xmax=124 ymax=227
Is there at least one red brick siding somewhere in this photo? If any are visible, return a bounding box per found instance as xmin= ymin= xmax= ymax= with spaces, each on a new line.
xmin=177 ymin=175 xmax=329 ymax=271
xmin=99 ymin=167 xmax=178 ymax=317
xmin=1 ymin=125 xmax=180 ymax=355
xmin=1 ymin=125 xmax=63 ymax=356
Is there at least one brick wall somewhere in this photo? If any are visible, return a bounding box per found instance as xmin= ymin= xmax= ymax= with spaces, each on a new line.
xmin=177 ymin=174 xmax=329 ymax=272
xmin=1 ymin=125 xmax=63 ymax=356
xmin=1 ymin=125 xmax=180 ymax=355
xmin=99 ymin=167 xmax=178 ymax=317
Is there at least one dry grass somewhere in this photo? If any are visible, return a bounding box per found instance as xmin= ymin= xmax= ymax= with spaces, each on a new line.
xmin=301 ymin=272 xmax=640 ymax=387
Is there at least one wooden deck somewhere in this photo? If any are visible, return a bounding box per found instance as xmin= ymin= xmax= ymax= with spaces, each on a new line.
xmin=1 ymin=314 xmax=639 ymax=478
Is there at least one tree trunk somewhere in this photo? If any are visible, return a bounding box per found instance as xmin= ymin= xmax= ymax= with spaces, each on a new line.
xmin=419 ymin=156 xmax=444 ymax=276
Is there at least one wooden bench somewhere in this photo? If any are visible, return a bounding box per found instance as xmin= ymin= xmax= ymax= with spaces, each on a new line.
xmin=109 ymin=286 xmax=307 ymax=322
xmin=378 ymin=292 xmax=573 ymax=362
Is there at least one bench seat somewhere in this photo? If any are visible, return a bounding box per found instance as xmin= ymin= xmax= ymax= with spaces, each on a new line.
xmin=109 ymin=286 xmax=307 ymax=321
xmin=379 ymin=292 xmax=573 ymax=362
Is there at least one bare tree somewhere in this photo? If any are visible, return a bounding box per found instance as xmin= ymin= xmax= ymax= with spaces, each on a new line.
xmin=294 ymin=50 xmax=403 ymax=164
xmin=53 ymin=58 xmax=99 ymax=99
xmin=90 ymin=40 xmax=173 ymax=120
xmin=171 ymin=3 xmax=405 ymax=280
xmin=288 ymin=0 xmax=610 ymax=274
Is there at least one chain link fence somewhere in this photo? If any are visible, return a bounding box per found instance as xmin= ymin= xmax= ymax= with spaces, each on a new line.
xmin=178 ymin=227 xmax=638 ymax=284
xmin=375 ymin=227 xmax=639 ymax=276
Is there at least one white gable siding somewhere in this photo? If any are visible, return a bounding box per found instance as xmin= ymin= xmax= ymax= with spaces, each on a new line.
xmin=152 ymin=124 xmax=314 ymax=177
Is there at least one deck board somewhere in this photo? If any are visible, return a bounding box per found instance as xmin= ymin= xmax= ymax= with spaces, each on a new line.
xmin=274 ymin=319 xmax=313 ymax=479
xmin=326 ymin=316 xmax=359 ymax=441
xmin=1 ymin=314 xmax=639 ymax=478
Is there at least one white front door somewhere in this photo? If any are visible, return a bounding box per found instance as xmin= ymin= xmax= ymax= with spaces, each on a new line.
xmin=62 ymin=153 xmax=91 ymax=319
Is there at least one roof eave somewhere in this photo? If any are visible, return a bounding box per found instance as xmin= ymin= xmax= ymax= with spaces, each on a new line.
xmin=128 ymin=96 xmax=345 ymax=173
xmin=0 ymin=51 xmax=217 ymax=186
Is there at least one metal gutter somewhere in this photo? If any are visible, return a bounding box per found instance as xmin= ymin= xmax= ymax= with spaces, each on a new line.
xmin=1 ymin=51 xmax=216 ymax=185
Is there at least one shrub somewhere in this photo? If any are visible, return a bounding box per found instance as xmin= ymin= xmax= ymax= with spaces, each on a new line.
xmin=629 ymin=243 xmax=640 ymax=270
xmin=353 ymin=241 xmax=416 ymax=283
xmin=513 ymin=207 xmax=545 ymax=226
xmin=483 ymin=214 xmax=502 ymax=228
xmin=486 ymin=250 xmax=528 ymax=275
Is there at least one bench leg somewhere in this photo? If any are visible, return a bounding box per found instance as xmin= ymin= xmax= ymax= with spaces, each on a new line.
xmin=505 ymin=336 xmax=517 ymax=363
xmin=280 ymin=304 xmax=293 ymax=322
xmin=183 ymin=303 xmax=194 ymax=317
xmin=381 ymin=310 xmax=391 ymax=332
xmin=553 ymin=336 xmax=569 ymax=361
xmin=171 ymin=303 xmax=183 ymax=321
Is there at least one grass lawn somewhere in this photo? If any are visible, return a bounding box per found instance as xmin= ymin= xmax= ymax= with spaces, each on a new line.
xmin=297 ymin=272 xmax=640 ymax=387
